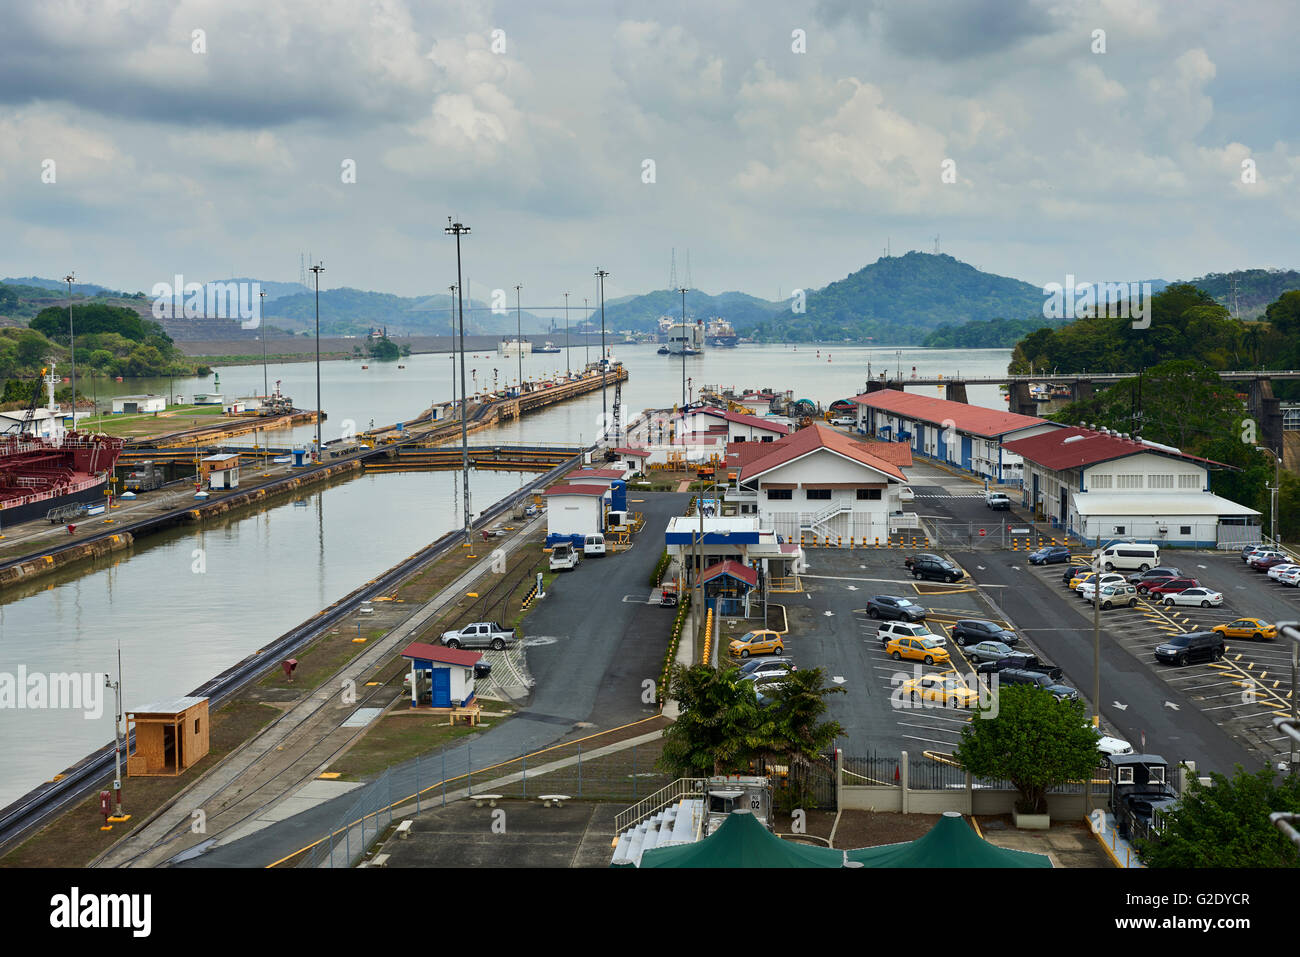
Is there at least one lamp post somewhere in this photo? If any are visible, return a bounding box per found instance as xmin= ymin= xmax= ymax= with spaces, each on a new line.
xmin=595 ymin=269 xmax=610 ymax=440
xmin=309 ymin=262 xmax=324 ymax=459
xmin=678 ymin=286 xmax=688 ymax=408
xmin=514 ymin=283 xmax=523 ymax=391
xmin=64 ymin=273 xmax=76 ymax=430
xmin=1256 ymin=445 xmax=1280 ymax=545
xmin=259 ymin=289 xmax=268 ymax=398
xmin=445 ymin=219 xmax=473 ymax=544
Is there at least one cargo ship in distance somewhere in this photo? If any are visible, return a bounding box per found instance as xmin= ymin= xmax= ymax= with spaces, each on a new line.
xmin=706 ymin=317 xmax=738 ymax=348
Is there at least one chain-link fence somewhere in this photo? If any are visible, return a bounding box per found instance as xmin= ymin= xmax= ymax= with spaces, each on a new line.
xmin=927 ymin=520 xmax=1078 ymax=552
xmin=302 ymin=767 xmax=394 ymax=868
xmin=842 ymin=754 xmax=1111 ymax=798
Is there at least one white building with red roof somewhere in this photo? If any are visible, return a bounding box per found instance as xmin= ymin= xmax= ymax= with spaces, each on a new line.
xmin=853 ymin=388 xmax=1062 ymax=482
xmin=733 ymin=422 xmax=912 ymax=544
xmin=1001 ymin=426 xmax=1260 ymax=547
xmin=543 ymin=483 xmax=609 ymax=546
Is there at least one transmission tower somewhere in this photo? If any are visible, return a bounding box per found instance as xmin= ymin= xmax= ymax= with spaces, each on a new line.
xmin=669 ymin=248 xmax=677 ymax=291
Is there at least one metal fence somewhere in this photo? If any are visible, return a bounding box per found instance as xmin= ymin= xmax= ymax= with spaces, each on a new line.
xmin=928 ymin=521 xmax=1077 ymax=552
xmin=842 ymin=754 xmax=1112 ymax=797
xmin=842 ymin=751 xmax=902 ymax=787
xmin=302 ymin=768 xmax=394 ymax=868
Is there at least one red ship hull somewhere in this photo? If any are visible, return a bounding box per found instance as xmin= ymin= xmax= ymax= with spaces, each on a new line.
xmin=0 ymin=432 xmax=125 ymax=525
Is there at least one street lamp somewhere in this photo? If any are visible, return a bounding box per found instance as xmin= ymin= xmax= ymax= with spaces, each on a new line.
xmin=64 ymin=273 xmax=76 ymax=430
xmin=515 ymin=283 xmax=523 ymax=390
xmin=259 ymin=289 xmax=268 ymax=398
xmin=1255 ymin=445 xmax=1281 ymax=545
xmin=596 ymin=269 xmax=609 ymax=439
xmin=678 ymin=286 xmax=688 ymax=408
xmin=445 ymin=218 xmax=473 ymax=544
xmin=309 ymin=262 xmax=324 ymax=459
xmin=583 ymin=296 xmax=590 ymax=368
xmin=564 ymin=291 xmax=570 ymax=378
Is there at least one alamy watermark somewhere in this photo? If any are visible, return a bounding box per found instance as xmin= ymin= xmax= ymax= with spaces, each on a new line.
xmin=151 ymin=274 xmax=261 ymax=329
xmin=1043 ymin=274 xmax=1151 ymax=329
xmin=0 ymin=667 xmax=104 ymax=718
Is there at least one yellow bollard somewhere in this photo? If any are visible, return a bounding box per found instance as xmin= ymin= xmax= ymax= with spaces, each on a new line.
xmin=837 ymin=535 xmax=842 ymax=547
xmin=874 ymin=537 xmax=880 ymax=548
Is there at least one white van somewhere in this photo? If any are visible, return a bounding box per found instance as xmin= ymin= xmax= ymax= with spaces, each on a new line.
xmin=1094 ymin=542 xmax=1160 ymax=572
xmin=583 ymin=534 xmax=606 ymax=556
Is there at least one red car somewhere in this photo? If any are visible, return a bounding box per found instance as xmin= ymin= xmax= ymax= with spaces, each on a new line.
xmin=1249 ymin=554 xmax=1290 ymax=572
xmin=1147 ymin=578 xmax=1200 ymax=597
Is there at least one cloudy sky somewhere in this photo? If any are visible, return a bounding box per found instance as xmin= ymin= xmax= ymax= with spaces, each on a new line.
xmin=1 ymin=0 xmax=1297 ymax=314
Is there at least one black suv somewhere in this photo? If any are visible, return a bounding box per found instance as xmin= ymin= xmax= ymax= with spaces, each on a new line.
xmin=1154 ymin=631 xmax=1225 ymax=666
xmin=865 ymin=596 xmax=927 ymax=622
xmin=910 ymin=556 xmax=965 ymax=583
xmin=996 ymin=668 xmax=1079 ymax=700
xmin=951 ymin=619 xmax=1019 ymax=647
xmin=976 ymin=655 xmax=1063 ymax=682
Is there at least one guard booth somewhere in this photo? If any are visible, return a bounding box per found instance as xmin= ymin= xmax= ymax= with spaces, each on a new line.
xmin=700 ymin=560 xmax=758 ymax=616
xmin=126 ymin=696 xmax=210 ymax=777
xmin=200 ymin=453 xmax=240 ymax=489
xmin=399 ymin=642 xmax=483 ymax=725
xmin=1108 ymin=753 xmax=1179 ymax=842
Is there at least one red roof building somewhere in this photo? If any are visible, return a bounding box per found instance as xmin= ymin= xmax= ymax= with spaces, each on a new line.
xmin=739 ymin=423 xmax=907 ymax=482
xmin=699 ymin=559 xmax=759 ymax=588
xmin=543 ymin=483 xmax=608 ymax=497
xmin=852 ymin=388 xmax=1048 ymax=438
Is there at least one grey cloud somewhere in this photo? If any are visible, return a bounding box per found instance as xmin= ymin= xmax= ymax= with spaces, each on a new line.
xmin=817 ymin=0 xmax=1055 ymax=60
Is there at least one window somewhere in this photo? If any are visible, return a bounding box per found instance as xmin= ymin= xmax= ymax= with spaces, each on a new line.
xmin=856 ymin=488 xmax=882 ymax=500
xmin=1180 ymin=526 xmax=1191 ymax=535
xmin=1179 ymin=474 xmax=1200 ymax=489
xmin=1114 ymin=526 xmax=1126 ymax=535
xmin=734 ymin=435 xmax=746 ymax=443
xmin=766 ymin=488 xmax=792 ymax=500
xmin=761 ymin=436 xmax=774 ymax=442
xmin=806 ymin=489 xmax=831 ymax=500
xmin=1091 ymin=474 xmax=1113 ymax=489
xmin=1116 ymin=474 xmax=1143 ymax=489
xmin=194 ymin=718 xmax=201 ymax=734
xmin=1149 ymin=474 xmax=1174 ymax=489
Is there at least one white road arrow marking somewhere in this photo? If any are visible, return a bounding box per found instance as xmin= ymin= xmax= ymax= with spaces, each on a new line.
xmin=832 ymin=676 xmax=846 ymax=684
xmin=846 ymin=585 xmax=859 ymax=591
xmin=1011 ymin=565 xmax=1021 ymax=571
xmin=824 ymin=610 xmax=835 ymax=617
xmin=1164 ymin=701 xmax=1180 ymax=711
xmin=976 ymin=565 xmax=986 ymax=570
xmin=1113 ymin=701 xmax=1128 ymax=711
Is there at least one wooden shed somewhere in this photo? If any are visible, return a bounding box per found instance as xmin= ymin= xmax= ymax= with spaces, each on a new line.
xmin=126 ymin=696 xmax=210 ymax=777
xmin=200 ymin=452 xmax=240 ymax=489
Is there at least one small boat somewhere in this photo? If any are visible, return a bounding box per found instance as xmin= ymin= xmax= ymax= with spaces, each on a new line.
xmin=398 ymin=364 xmax=406 ymax=369
xmin=657 ymin=346 xmax=670 ymax=355
xmin=361 ymin=364 xmax=369 ymax=369
xmin=534 ymin=341 xmax=562 ymax=354
xmin=194 ymin=490 xmax=209 ymax=500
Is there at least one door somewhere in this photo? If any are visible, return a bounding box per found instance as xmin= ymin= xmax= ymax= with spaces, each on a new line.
xmin=431 ymin=668 xmax=451 ymax=707
xmin=961 ymin=435 xmax=972 ymax=469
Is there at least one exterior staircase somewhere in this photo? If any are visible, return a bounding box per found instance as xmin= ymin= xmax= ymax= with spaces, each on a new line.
xmin=799 ymin=499 xmax=851 ymax=535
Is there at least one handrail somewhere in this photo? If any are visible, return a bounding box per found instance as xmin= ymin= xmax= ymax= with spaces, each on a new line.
xmin=613 ymin=777 xmax=707 ymax=835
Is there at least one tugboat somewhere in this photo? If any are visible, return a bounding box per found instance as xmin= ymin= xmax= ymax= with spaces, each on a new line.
xmin=534 ymin=341 xmax=562 ymax=354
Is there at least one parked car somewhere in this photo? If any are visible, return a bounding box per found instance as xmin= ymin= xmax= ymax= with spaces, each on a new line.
xmin=1266 ymin=563 xmax=1300 ymax=581
xmin=1075 ymin=572 xmax=1127 ymax=595
xmin=951 ymin=619 xmax=1019 ymax=647
xmin=962 ymin=640 xmax=1018 ymax=663
xmin=1093 ymin=583 xmax=1140 ymax=609
xmin=900 ymin=673 xmax=979 ymax=708
xmin=831 ymin=416 xmax=857 ymax=427
xmin=1062 ymin=563 xmax=1090 ymax=585
xmin=1248 ymin=551 xmax=1289 ymax=571
xmin=884 ymin=635 xmax=950 ymax=666
xmin=1211 ymin=618 xmax=1276 ymax=642
xmin=740 ymin=668 xmax=792 ymax=685
xmin=1162 ymin=587 xmax=1223 ymax=608
xmin=910 ymin=556 xmax=965 ymax=583
xmin=583 ymin=533 xmax=607 ymax=556
xmin=1278 ymin=568 xmax=1300 ymax=587
xmin=729 ymin=629 xmax=785 ymax=659
xmin=737 ymin=656 xmax=797 ymax=677
xmin=1241 ymin=543 xmax=1265 ymax=562
xmin=866 ymin=595 xmax=927 ymax=622
xmin=1094 ymin=541 xmax=1160 ymax=572
xmin=977 ymin=655 xmax=1064 ymax=682
xmin=1091 ymin=727 xmax=1134 ymax=759
xmin=1129 ymin=567 xmax=1183 ymax=592
xmin=904 ymin=553 xmax=944 ymax=570
xmin=548 ymin=542 xmax=580 ymax=571
xmin=996 ymin=668 xmax=1079 ymax=701
xmin=1030 ymin=546 xmax=1073 ymax=566
xmin=1146 ymin=577 xmax=1201 ymax=598
xmin=985 ymin=491 xmax=1011 ymax=510
xmin=439 ymin=621 xmax=517 ymax=651
xmin=1154 ymin=631 xmax=1225 ymax=666
xmin=877 ymin=620 xmax=944 ymax=648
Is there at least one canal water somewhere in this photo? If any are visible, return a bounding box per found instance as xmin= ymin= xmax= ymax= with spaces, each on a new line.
xmin=0 ymin=344 xmax=1013 ymax=808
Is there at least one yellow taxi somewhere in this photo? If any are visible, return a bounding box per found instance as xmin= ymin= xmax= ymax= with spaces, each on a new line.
xmin=900 ymin=672 xmax=979 ymax=708
xmin=729 ymin=629 xmax=785 ymax=659
xmin=1069 ymin=570 xmax=1099 ymax=590
xmin=1211 ymin=618 xmax=1277 ymax=642
xmin=885 ymin=636 xmax=951 ymax=666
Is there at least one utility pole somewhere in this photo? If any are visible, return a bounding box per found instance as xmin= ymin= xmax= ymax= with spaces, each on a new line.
xmin=515 ymin=284 xmax=523 ymax=390
xmin=564 ymin=292 xmax=570 ymax=378
xmin=259 ymin=289 xmax=268 ymax=398
xmin=1257 ymin=446 xmax=1280 ymax=544
xmin=104 ymin=642 xmax=129 ymax=823
xmin=445 ymin=218 xmax=473 ymax=544
xmin=596 ymin=269 xmax=610 ymax=440
xmin=679 ymin=286 xmax=689 ymax=408
xmin=309 ymin=262 xmax=324 ymax=459
xmin=64 ymin=273 xmax=76 ymax=430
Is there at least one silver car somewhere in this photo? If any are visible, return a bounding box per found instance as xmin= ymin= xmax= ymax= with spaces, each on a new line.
xmin=962 ymin=640 xmax=1017 ymax=663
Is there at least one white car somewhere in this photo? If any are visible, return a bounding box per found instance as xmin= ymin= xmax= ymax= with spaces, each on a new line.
xmin=898 ymin=486 xmax=915 ymax=503
xmin=1266 ymin=563 xmax=1300 ymax=581
xmin=1278 ymin=568 xmax=1300 ymax=587
xmin=876 ymin=620 xmax=945 ymax=648
xmin=1076 ymin=573 xmax=1127 ymax=597
xmin=1162 ymin=587 xmax=1223 ymax=607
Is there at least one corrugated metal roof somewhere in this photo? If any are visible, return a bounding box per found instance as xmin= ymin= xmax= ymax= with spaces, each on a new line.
xmin=700 ymin=559 xmax=759 ymax=587
xmin=1004 ymin=426 xmax=1227 ymax=471
xmin=853 ymin=388 xmax=1048 ymax=437
xmin=129 ymin=695 xmax=207 ymax=716
xmin=1072 ymin=492 xmax=1259 ymax=516
xmin=739 ymin=423 xmax=907 ymax=482
xmin=399 ymin=642 xmax=483 ymax=666
xmin=544 ymin=483 xmax=608 ymax=497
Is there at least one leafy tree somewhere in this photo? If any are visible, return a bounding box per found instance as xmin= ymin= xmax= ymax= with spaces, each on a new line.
xmin=658 ymin=664 xmax=760 ymax=776
xmin=746 ymin=667 xmax=845 ymax=808
xmin=30 ymin=302 xmax=169 ymax=345
xmin=15 ymin=330 xmax=49 ymax=368
xmin=954 ymin=685 xmax=1099 ymax=814
xmin=1137 ymin=766 xmax=1300 ymax=867
xmin=368 ymin=336 xmax=400 ymax=360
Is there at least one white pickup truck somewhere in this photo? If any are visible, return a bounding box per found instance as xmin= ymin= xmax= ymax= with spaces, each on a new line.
xmin=985 ymin=490 xmax=1011 ymax=510
xmin=549 ymin=542 xmax=580 ymax=571
xmin=439 ymin=621 xmax=517 ymax=650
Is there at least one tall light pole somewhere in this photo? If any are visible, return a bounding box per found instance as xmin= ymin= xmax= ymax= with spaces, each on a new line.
xmin=1256 ymin=445 xmax=1280 ymax=544
xmin=678 ymin=286 xmax=688 ymax=408
xmin=564 ymin=291 xmax=570 ymax=378
xmin=64 ymin=273 xmax=76 ymax=430
xmin=309 ymin=262 xmax=324 ymax=459
xmin=259 ymin=289 xmax=268 ymax=398
xmin=515 ymin=283 xmax=523 ymax=390
xmin=445 ymin=218 xmax=473 ymax=544
xmin=596 ymin=268 xmax=609 ymax=439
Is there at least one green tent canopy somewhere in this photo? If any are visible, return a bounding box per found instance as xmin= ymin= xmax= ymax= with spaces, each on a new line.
xmin=847 ymin=812 xmax=1052 ymax=868
xmin=637 ymin=810 xmax=843 ymax=868
xmin=629 ymin=810 xmax=1052 ymax=869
